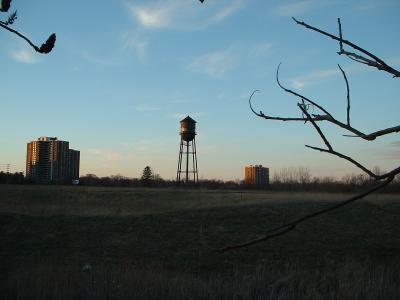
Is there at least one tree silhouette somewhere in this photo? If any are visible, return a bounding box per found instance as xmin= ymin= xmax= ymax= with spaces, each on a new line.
xmin=221 ymin=18 xmax=400 ymax=252
xmin=141 ymin=166 xmax=154 ymax=187
xmin=0 ymin=0 xmax=56 ymax=54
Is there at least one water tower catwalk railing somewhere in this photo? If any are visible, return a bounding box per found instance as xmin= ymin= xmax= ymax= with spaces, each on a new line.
xmin=176 ymin=116 xmax=198 ymax=183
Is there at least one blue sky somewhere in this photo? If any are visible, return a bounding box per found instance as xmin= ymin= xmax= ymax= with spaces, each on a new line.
xmin=0 ymin=0 xmax=399 ymax=180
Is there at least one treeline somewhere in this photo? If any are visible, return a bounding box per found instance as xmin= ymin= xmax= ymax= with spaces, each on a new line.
xmin=269 ymin=167 xmax=400 ymax=193
xmin=78 ymin=172 xmax=400 ymax=193
xmin=78 ymin=174 xmax=236 ymax=189
xmin=1 ymin=170 xmax=400 ymax=193
xmin=0 ymin=172 xmax=25 ymax=184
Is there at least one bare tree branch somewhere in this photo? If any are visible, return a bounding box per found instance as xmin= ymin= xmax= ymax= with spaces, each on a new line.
xmin=292 ymin=17 xmax=400 ymax=78
xmin=338 ymin=64 xmax=351 ymax=126
xmin=298 ymin=102 xmax=400 ymax=180
xmin=298 ymin=103 xmax=333 ymax=151
xmin=276 ymin=63 xmax=334 ymax=119
xmin=337 ymin=18 xmax=343 ymax=53
xmin=248 ymin=89 xmax=319 ymax=122
xmin=305 ymin=145 xmax=376 ymax=178
xmin=249 ymin=64 xmax=400 ymax=141
xmin=222 ymin=17 xmax=400 ymax=253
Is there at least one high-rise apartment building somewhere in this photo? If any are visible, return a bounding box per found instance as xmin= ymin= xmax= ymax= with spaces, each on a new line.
xmin=69 ymin=149 xmax=80 ymax=181
xmin=245 ymin=165 xmax=269 ymax=186
xmin=26 ymin=137 xmax=80 ymax=184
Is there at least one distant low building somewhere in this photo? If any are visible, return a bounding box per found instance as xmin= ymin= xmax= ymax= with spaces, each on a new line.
xmin=245 ymin=165 xmax=269 ymax=186
xmin=26 ymin=137 xmax=80 ymax=184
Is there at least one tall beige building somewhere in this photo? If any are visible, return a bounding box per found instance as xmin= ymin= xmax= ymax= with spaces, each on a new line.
xmin=26 ymin=137 xmax=80 ymax=184
xmin=245 ymin=165 xmax=269 ymax=186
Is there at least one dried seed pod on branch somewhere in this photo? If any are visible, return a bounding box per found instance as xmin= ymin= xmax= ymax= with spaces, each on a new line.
xmin=0 ymin=0 xmax=56 ymax=54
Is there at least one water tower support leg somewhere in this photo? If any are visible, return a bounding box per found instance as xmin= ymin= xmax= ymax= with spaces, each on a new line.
xmin=185 ymin=141 xmax=189 ymax=182
xmin=177 ymin=138 xmax=183 ymax=181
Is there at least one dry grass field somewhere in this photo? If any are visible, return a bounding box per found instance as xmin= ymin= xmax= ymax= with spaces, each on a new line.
xmin=0 ymin=185 xmax=399 ymax=299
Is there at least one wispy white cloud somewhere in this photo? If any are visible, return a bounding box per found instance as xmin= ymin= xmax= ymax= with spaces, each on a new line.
xmin=289 ymin=63 xmax=371 ymax=89
xmin=187 ymin=42 xmax=272 ymax=77
xmin=87 ymin=149 xmax=124 ymax=161
xmin=68 ymin=32 xmax=147 ymax=66
xmin=250 ymin=43 xmax=272 ymax=57
xmin=122 ymin=139 xmax=167 ymax=153
xmin=353 ymin=0 xmax=398 ymax=11
xmin=209 ymin=0 xmax=247 ymax=23
xmin=10 ymin=48 xmax=39 ymax=64
xmin=131 ymin=103 xmax=160 ymax=112
xmin=133 ymin=139 xmax=163 ymax=151
xmin=187 ymin=47 xmax=239 ymax=76
xmin=126 ymin=0 xmax=248 ymax=30
xmin=127 ymin=2 xmax=172 ymax=29
xmin=170 ymin=99 xmax=189 ymax=104
xmin=383 ymin=141 xmax=400 ymax=160
xmin=79 ymin=49 xmax=114 ymax=66
xmin=120 ymin=32 xmax=148 ymax=61
xmin=271 ymin=0 xmax=331 ymax=17
xmin=291 ymin=68 xmax=340 ymax=89
xmin=290 ymin=56 xmax=400 ymax=89
xmin=68 ymin=66 xmax=80 ymax=73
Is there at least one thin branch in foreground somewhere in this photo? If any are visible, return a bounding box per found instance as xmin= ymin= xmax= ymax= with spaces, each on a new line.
xmin=250 ymin=89 xmax=398 ymax=179
xmin=220 ymin=176 xmax=394 ymax=252
xmin=292 ymin=17 xmax=400 ymax=78
xmin=299 ymin=103 xmax=400 ymax=180
xmin=337 ymin=18 xmax=344 ymax=53
xmin=0 ymin=22 xmax=56 ymax=53
xmin=298 ymin=103 xmax=332 ymax=151
xmin=248 ymin=89 xmax=316 ymax=122
xmin=228 ymin=16 xmax=400 ymax=254
xmin=249 ymin=84 xmax=400 ymax=141
xmin=305 ymin=145 xmax=377 ymax=179
xmin=343 ymin=125 xmax=400 ymax=140
xmin=338 ymin=64 xmax=351 ymax=126
xmin=276 ymin=63 xmax=334 ymax=120
xmin=263 ymin=64 xmax=400 ymax=141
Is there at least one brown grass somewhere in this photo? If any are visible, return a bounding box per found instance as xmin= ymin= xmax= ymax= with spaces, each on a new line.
xmin=4 ymin=258 xmax=400 ymax=300
xmin=1 ymin=185 xmax=399 ymax=299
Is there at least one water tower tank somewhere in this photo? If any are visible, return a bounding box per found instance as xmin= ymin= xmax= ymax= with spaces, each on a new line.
xmin=180 ymin=116 xmax=196 ymax=142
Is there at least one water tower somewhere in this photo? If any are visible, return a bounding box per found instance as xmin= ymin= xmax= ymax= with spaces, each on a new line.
xmin=176 ymin=116 xmax=198 ymax=183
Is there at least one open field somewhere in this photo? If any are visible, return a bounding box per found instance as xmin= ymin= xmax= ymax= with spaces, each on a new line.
xmin=1 ymin=185 xmax=400 ymax=299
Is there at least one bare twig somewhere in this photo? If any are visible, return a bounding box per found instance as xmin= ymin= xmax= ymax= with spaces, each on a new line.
xmin=298 ymin=103 xmax=332 ymax=151
xmin=249 ymin=64 xmax=400 ymax=141
xmin=276 ymin=63 xmax=334 ymax=119
xmin=0 ymin=23 xmax=56 ymax=54
xmin=305 ymin=145 xmax=376 ymax=178
xmin=338 ymin=64 xmax=350 ymax=125
xmin=337 ymin=18 xmax=343 ymax=52
xmin=248 ymin=89 xmax=321 ymax=122
xmin=299 ymin=97 xmax=399 ymax=181
xmin=292 ymin=17 xmax=400 ymax=78
xmin=0 ymin=22 xmax=38 ymax=51
xmin=343 ymin=125 xmax=400 ymax=139
xmin=251 ymin=87 xmax=400 ymax=181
